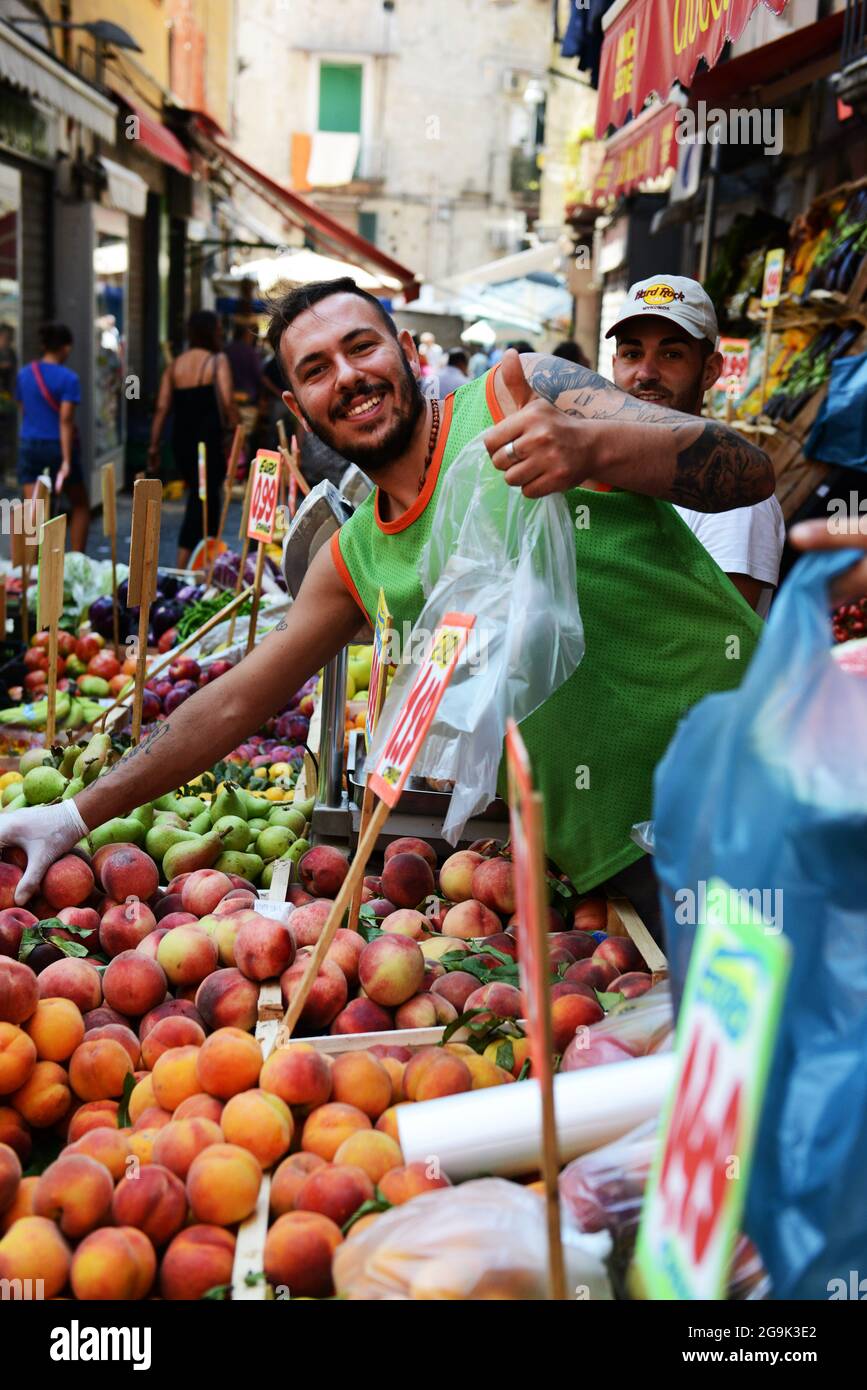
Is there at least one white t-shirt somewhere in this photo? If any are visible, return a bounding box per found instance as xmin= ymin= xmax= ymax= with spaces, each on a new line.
xmin=674 ymin=496 xmax=786 ymax=618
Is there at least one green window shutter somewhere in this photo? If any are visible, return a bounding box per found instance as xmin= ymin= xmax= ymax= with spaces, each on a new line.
xmin=318 ymin=64 xmax=363 ymax=133
xmin=358 ymin=211 xmax=377 ymax=245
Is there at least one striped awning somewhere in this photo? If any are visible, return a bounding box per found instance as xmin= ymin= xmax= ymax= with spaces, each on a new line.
xmin=0 ymin=20 xmax=116 ymax=142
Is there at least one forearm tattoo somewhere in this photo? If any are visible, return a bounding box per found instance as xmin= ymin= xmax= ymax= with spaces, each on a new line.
xmin=525 ymin=355 xmax=774 ymax=511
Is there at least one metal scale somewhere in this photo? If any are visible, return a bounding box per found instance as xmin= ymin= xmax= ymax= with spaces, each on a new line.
xmin=282 ymin=466 xmax=508 ymax=858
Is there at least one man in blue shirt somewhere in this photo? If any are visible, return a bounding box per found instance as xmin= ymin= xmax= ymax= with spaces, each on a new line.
xmin=16 ymin=322 xmax=89 ymax=551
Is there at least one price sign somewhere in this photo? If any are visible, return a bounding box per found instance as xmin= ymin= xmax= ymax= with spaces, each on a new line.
xmin=635 ymin=878 xmax=790 ymax=1300
xmin=197 ymin=442 xmax=207 ymax=501
xmin=760 ymin=248 xmax=785 ymax=308
xmin=365 ymin=587 xmax=392 ymax=749
xmin=247 ymin=450 xmax=282 ymax=543
xmin=713 ymin=338 xmax=751 ymax=398
xmin=368 ymin=612 xmax=473 ymax=808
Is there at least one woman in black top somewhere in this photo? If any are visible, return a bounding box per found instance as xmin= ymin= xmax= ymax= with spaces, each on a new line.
xmin=148 ymin=311 xmax=238 ymax=567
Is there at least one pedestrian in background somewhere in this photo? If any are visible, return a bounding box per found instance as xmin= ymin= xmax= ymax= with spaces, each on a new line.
xmin=552 ymin=338 xmax=591 ymax=368
xmin=436 ymin=348 xmax=470 ymax=397
xmin=147 ymin=310 xmax=238 ymax=568
xmin=226 ymin=321 xmax=263 ymax=447
xmin=15 ymin=321 xmax=89 ymax=551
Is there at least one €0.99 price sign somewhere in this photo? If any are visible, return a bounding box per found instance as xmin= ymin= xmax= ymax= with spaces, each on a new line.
xmin=367 ymin=612 xmax=473 ymax=808
xmin=365 ymin=587 xmax=393 ymax=750
xmin=635 ymin=878 xmax=790 ymax=1300
xmin=761 ymin=248 xmax=785 ymax=309
xmin=247 ymin=450 xmax=282 ymax=543
xmin=714 ymin=338 xmax=751 ymax=398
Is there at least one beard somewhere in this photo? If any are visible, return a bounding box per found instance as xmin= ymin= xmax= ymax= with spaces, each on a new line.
xmin=628 ymin=375 xmax=704 ymax=416
xmin=295 ymin=349 xmax=425 ymax=474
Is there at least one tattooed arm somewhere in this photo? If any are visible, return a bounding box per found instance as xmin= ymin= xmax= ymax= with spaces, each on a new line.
xmin=484 ymin=350 xmax=774 ymax=512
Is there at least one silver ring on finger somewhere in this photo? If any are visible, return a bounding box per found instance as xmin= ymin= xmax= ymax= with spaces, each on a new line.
xmin=505 ymin=439 xmax=519 ymax=463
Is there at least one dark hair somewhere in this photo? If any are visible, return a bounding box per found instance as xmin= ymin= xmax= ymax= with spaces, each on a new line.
xmin=187 ymin=310 xmax=221 ymax=352
xmin=447 ymin=349 xmax=468 ymax=369
xmin=507 ymin=340 xmax=535 ymax=355
xmin=266 ymin=277 xmax=398 ymax=365
xmin=39 ymin=321 xmax=73 ymax=353
xmin=552 ymin=339 xmax=590 ymax=367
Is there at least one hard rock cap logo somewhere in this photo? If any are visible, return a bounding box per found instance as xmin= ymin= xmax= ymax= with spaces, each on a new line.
xmin=635 ymin=283 xmax=686 ymax=308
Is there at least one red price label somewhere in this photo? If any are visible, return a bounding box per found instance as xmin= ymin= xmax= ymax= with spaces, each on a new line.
xmin=247 ymin=450 xmax=282 ymax=543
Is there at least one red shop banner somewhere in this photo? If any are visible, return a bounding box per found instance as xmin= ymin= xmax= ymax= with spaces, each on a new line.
xmin=595 ymin=0 xmax=791 ymax=138
xmin=593 ymin=101 xmax=680 ymax=203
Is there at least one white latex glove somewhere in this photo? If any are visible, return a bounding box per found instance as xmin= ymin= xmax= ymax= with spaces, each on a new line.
xmin=0 ymin=801 xmax=89 ymax=905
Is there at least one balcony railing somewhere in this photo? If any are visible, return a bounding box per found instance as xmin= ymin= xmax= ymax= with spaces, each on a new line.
xmin=835 ymin=0 xmax=867 ymax=111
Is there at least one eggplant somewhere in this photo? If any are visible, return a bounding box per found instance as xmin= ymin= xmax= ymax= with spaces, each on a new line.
xmin=151 ymin=599 xmax=183 ymax=638
xmin=88 ymin=594 xmax=116 ymax=639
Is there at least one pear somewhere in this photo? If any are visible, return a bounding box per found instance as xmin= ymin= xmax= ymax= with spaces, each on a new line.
xmin=256 ymin=825 xmax=296 ymax=861
xmin=267 ymin=805 xmax=307 ymax=836
xmin=19 ymin=747 xmax=55 ymax=775
xmin=189 ymin=810 xmax=212 ymax=836
xmin=154 ymin=812 xmax=187 ymax=829
xmin=153 ymin=793 xmax=181 ymax=813
xmin=286 ymin=837 xmax=309 ymax=863
xmin=146 ymin=823 xmax=199 ymax=862
xmin=2 ymin=782 xmax=23 ymax=806
xmin=209 ymin=784 xmax=248 ymax=825
xmin=23 ymin=767 xmax=65 ymax=805
xmin=59 ymin=744 xmax=84 ymax=779
xmin=292 ymin=794 xmax=316 ymax=820
xmin=173 ymin=796 xmax=207 ymax=821
xmin=131 ymin=803 xmax=155 ymax=831
xmin=247 ymin=818 xmax=268 ymax=835
xmin=212 ymin=816 xmax=252 ymax=853
xmin=90 ymin=817 xmax=147 ymax=851
xmin=240 ymin=790 xmax=267 ymax=820
xmin=61 ymin=777 xmax=85 ymax=801
xmin=4 ymin=793 xmax=26 ymax=812
xmin=162 ymin=830 xmax=225 ymax=882
xmin=214 ymin=850 xmax=264 ymax=883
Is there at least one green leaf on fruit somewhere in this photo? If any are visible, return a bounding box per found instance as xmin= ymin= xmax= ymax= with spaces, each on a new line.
xmin=17 ymin=927 xmax=43 ymax=962
xmin=356 ymin=920 xmax=383 ymax=944
xmin=547 ymin=875 xmax=573 ymax=900
xmin=440 ymin=1007 xmax=486 ymax=1045
xmin=47 ymin=934 xmax=89 ymax=959
xmin=596 ymin=991 xmax=625 ymax=1011
xmin=243 ymin=1270 xmax=268 ymax=1287
xmin=516 ymin=1058 xmax=531 ymax=1081
xmin=495 ymin=1039 xmax=514 ymax=1072
xmin=439 ymin=951 xmax=472 ymax=972
xmin=200 ymin=1284 xmax=231 ymax=1301
xmin=469 ymin=943 xmax=512 ymax=967
xmin=342 ymin=1194 xmax=392 ymax=1235
xmin=116 ymin=1071 xmax=137 ymax=1129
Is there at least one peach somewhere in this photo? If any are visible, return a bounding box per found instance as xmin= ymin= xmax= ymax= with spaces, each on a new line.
xmin=442 ymin=900 xmax=501 ymax=940
xmin=0 ymin=862 xmax=22 ymax=910
xmin=1 ymin=1173 xmax=37 ymax=1233
xmin=383 ymin=837 xmax=437 ymax=871
xmin=127 ymin=1075 xmax=156 ymax=1125
xmin=594 ymin=936 xmax=645 ymax=974
xmin=561 ymin=1033 xmax=638 ymax=1072
xmin=174 ymin=1092 xmax=224 ymax=1123
xmin=112 ymin=1162 xmax=187 ymax=1246
xmin=100 ymin=845 xmax=159 ymax=903
xmin=141 ymin=1016 xmax=206 ymax=1070
xmin=431 ymin=970 xmax=481 ymax=1013
xmin=548 ymin=930 xmax=595 ymax=962
xmin=151 ymin=1045 xmax=202 ymax=1111
xmin=126 ymin=1128 xmax=159 ymax=1166
xmin=0 ymin=1140 xmax=20 ymax=1214
xmin=0 ymin=1105 xmax=32 ymax=1164
xmin=421 ymin=936 xmax=469 ymax=963
xmin=264 ymin=1210 xmax=343 ymax=1297
xmin=234 ymin=913 xmax=295 ymax=982
xmin=98 ymin=900 xmax=157 ymax=957
xmin=551 ymin=993 xmax=604 ymax=1052
xmin=380 ymin=909 xmax=428 ymax=940
xmin=135 ymin=927 xmax=170 ymax=961
xmin=23 ymin=997 xmax=84 ymax=1063
xmin=160 ymin=1223 xmax=236 ymax=1300
xmin=301 ymin=1101 xmax=371 ymax=1162
xmin=421 ymin=961 xmax=445 ymax=990
xmin=165 ymin=872 xmax=192 ymax=896
xmin=565 ymin=957 xmax=619 ymax=992
xmin=394 ymin=993 xmax=457 ymax=1029
xmin=484 ymin=1035 xmax=532 ymax=1078
xmin=42 ymin=854 xmax=94 ymax=910
xmin=132 ymin=1105 xmax=172 ymax=1131
xmin=213 ymin=890 xmax=256 ymax=913
xmin=56 ymin=904 xmax=101 ymax=937
xmin=0 ymin=907 xmax=36 ymax=960
xmin=221 ymin=1088 xmax=293 ymax=1167
xmin=196 ymin=1027 xmax=262 ymax=1099
xmin=11 ymin=1059 xmax=71 ymax=1127
xmin=37 ymin=959 xmax=102 ymax=1017
xmin=195 ymin=968 xmax=258 ymax=1032
xmin=333 ymin=1129 xmax=402 ymax=1184
xmin=366 ymin=897 xmax=398 ymax=919
xmin=330 ymin=997 xmax=394 ymax=1035
xmin=374 ymin=1105 xmax=404 ymax=1143
xmin=67 ymin=1098 xmax=118 ymax=1141
xmin=69 ymin=1125 xmax=131 ymax=1181
xmin=186 ymin=1141 xmax=261 ymax=1225
xmin=573 ymin=897 xmax=608 ymax=932
xmin=481 ymin=931 xmax=520 ymax=961
xmin=330 ymin=1051 xmax=392 ymax=1120
xmin=0 ymin=958 xmax=39 ymax=1025
xmin=181 ymin=869 xmax=234 ymax=918
xmin=152 ymin=1116 xmax=223 ymax=1180
xmin=404 ymin=1050 xmax=472 ymax=1102
xmin=464 ymin=982 xmax=523 ymax=1024
xmin=34 ymin=1151 xmax=113 ymax=1237
xmin=381 ymin=852 xmax=435 ymax=910
xmin=260 ymin=1044 xmax=332 ymax=1112
xmin=157 ymin=912 xmax=199 ymax=931
xmin=287 ymin=900 xmax=332 ymax=948
xmin=280 ymin=954 xmax=348 ymax=1031
xmin=84 ymin=1023 xmax=141 ymax=1070
xmin=69 ymin=1225 xmax=156 ymax=1301
xmin=325 ymin=928 xmax=365 ymax=986
xmin=471 ymin=857 xmax=515 ymax=917
xmin=157 ymin=926 xmax=218 ymax=988
xmin=295 ymin=1162 xmax=373 ymax=1227
xmin=358 ymin=935 xmax=425 ymax=1008
xmin=378 ymin=1161 xmax=451 ymax=1205
xmin=69 ymin=1037 xmax=133 ymax=1101
xmin=0 ymin=1214 xmax=71 ymax=1298
xmin=84 ymin=1004 xmax=127 ymax=1031
xmin=298 ymin=845 xmax=349 ymax=898
xmin=611 ymin=971 xmax=653 ymax=998
xmin=462 ymin=1053 xmax=509 ymax=1089
xmin=270 ymin=1152 xmax=326 ymax=1216
xmin=200 ymin=913 xmax=242 ymax=968
xmin=139 ymin=997 xmax=204 ymax=1039
xmin=439 ymin=850 xmax=484 ymax=902
xmin=0 ymin=1021 xmax=37 ymax=1094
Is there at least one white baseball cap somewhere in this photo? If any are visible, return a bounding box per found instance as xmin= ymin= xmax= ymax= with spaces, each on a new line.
xmin=605 ymin=276 xmax=719 ymax=347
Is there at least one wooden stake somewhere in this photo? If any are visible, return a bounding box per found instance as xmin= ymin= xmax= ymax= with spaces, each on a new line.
xmin=9 ymin=503 xmax=27 ymax=645
xmin=609 ymin=895 xmax=669 ymax=985
xmin=101 ymin=462 xmax=121 ymax=659
xmin=279 ymin=441 xmax=310 ymax=498
xmin=127 ymin=480 xmax=162 ymax=746
xmin=198 ymin=441 xmax=208 ymax=560
xmin=37 ymin=515 xmax=66 ymax=746
xmin=207 ymin=425 xmax=243 ymax=586
xmin=245 ymin=541 xmax=267 ymax=657
xmin=758 ymin=305 xmax=775 ymax=420
xmin=227 ymin=470 xmax=255 ymax=649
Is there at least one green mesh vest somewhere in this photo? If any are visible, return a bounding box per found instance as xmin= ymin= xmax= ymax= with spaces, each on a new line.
xmin=334 ymin=371 xmax=763 ymax=892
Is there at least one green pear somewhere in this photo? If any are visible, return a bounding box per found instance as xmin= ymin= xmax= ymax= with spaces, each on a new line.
xmin=162 ymin=830 xmax=225 ymax=882
xmin=131 ymin=803 xmax=155 ymax=831
xmin=19 ymin=747 xmax=55 ymax=775
xmin=267 ymin=805 xmax=307 ymax=835
xmin=23 ymin=767 xmax=66 ymax=805
xmin=4 ymin=793 xmax=26 ymax=812
xmin=174 ymin=796 xmax=207 ymax=821
xmin=146 ymin=823 xmax=199 ymax=862
xmin=214 ymin=850 xmax=264 ymax=883
xmin=154 ymin=812 xmax=187 ymax=829
xmin=90 ymin=817 xmax=146 ymax=851
xmin=209 ymin=784 xmax=249 ymax=825
xmin=286 ymin=837 xmax=309 ymax=862
xmin=256 ymin=825 xmax=296 ymax=861
xmin=213 ymin=816 xmax=252 ymax=852
xmin=240 ymin=790 xmax=267 ymax=820
xmin=189 ymin=811 xmax=212 ymax=836
xmin=61 ymin=777 xmax=85 ymax=800
xmin=292 ymin=795 xmax=316 ymax=820
xmin=247 ymin=818 xmax=268 ymax=835
xmin=153 ymin=793 xmax=181 ymax=813
xmin=59 ymin=744 xmax=84 ymax=779
xmin=2 ymin=782 xmax=23 ymax=806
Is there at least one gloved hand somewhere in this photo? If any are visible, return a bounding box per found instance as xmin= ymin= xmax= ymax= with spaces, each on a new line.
xmin=0 ymin=800 xmax=89 ymax=905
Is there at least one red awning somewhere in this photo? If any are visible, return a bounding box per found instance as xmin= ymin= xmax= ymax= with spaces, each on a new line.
xmin=109 ymin=91 xmax=191 ymax=176
xmin=595 ymin=0 xmax=791 ymax=137
xmin=208 ymin=132 xmax=421 ymax=303
xmin=593 ymin=101 xmax=681 ymax=204
xmin=690 ymin=9 xmax=845 ymax=104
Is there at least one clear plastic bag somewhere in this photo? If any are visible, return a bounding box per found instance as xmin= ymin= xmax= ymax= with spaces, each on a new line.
xmin=367 ymin=438 xmax=584 ymax=842
xmin=332 ymin=1177 xmax=612 ymax=1300
xmin=560 ymin=983 xmax=674 ymax=1072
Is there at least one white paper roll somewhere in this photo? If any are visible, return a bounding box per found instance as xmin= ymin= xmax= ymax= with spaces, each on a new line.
xmin=397 ymin=1054 xmax=675 ymax=1181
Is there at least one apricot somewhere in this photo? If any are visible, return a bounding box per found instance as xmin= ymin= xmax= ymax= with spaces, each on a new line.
xmin=67 ymin=1098 xmax=118 ymax=1141
xmin=195 ymin=968 xmax=258 ymax=1032
xmin=378 ymin=1160 xmax=451 ymax=1205
xmin=160 ymin=1224 xmax=236 ymax=1301
xmin=269 ymin=1152 xmax=326 ymax=1217
xmin=301 ymin=1101 xmax=371 ymax=1162
xmin=140 ymin=1016 xmax=206 ymax=1071
xmin=221 ymin=1088 xmax=293 ymax=1168
xmin=259 ymin=1043 xmax=331 ymax=1112
xmin=186 ymin=1142 xmax=261 ymax=1225
xmin=380 ymin=1056 xmax=406 ymax=1104
xmin=68 ymin=1125 xmax=131 ymax=1181
xmin=112 ymin=1162 xmax=187 ymax=1246
xmin=195 ymin=1027 xmax=262 ymax=1100
xmin=69 ymin=1037 xmax=133 ymax=1101
xmin=280 ymin=954 xmax=348 ymax=1031
xmin=0 ymin=1214 xmax=71 ymax=1298
xmin=151 ymin=1045 xmax=202 ymax=1112
xmin=483 ymin=1035 xmax=532 ymax=1079
xmin=70 ymin=1225 xmax=156 ymax=1301
xmin=330 ymin=1050 xmax=392 ymax=1120
xmin=264 ymin=1210 xmax=342 ymax=1298
xmin=333 ymin=1129 xmax=403 ymax=1184
xmin=0 ymin=1105 xmax=31 ymax=1164
xmin=1 ymin=1173 xmax=38 ymax=1233
xmin=34 ymin=1152 xmax=114 ymax=1237
xmin=0 ymin=1021 xmax=37 ymax=1094
xmin=0 ymin=958 xmax=39 ymax=1024
xmin=295 ymin=1162 xmax=373 ymax=1227
xmin=403 ymin=1049 xmax=472 ymax=1102
xmin=127 ymin=1075 xmax=156 ymax=1125
xmin=23 ymin=998 xmax=84 ymax=1063
xmin=154 ymin=1112 xmax=225 ymax=1178
xmin=37 ymin=958 xmax=101 ymax=1014
xmin=174 ymin=1092 xmax=224 ymax=1124
xmin=85 ymin=1023 xmax=141 ymax=1070
xmin=11 ymin=1059 xmax=71 ymax=1127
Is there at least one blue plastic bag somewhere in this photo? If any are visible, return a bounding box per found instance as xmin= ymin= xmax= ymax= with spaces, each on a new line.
xmin=805 ymin=351 xmax=867 ymax=472
xmin=652 ymin=548 xmax=867 ymax=1300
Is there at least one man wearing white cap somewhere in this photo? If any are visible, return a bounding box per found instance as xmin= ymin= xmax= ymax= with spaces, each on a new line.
xmin=607 ymin=275 xmax=785 ymax=615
